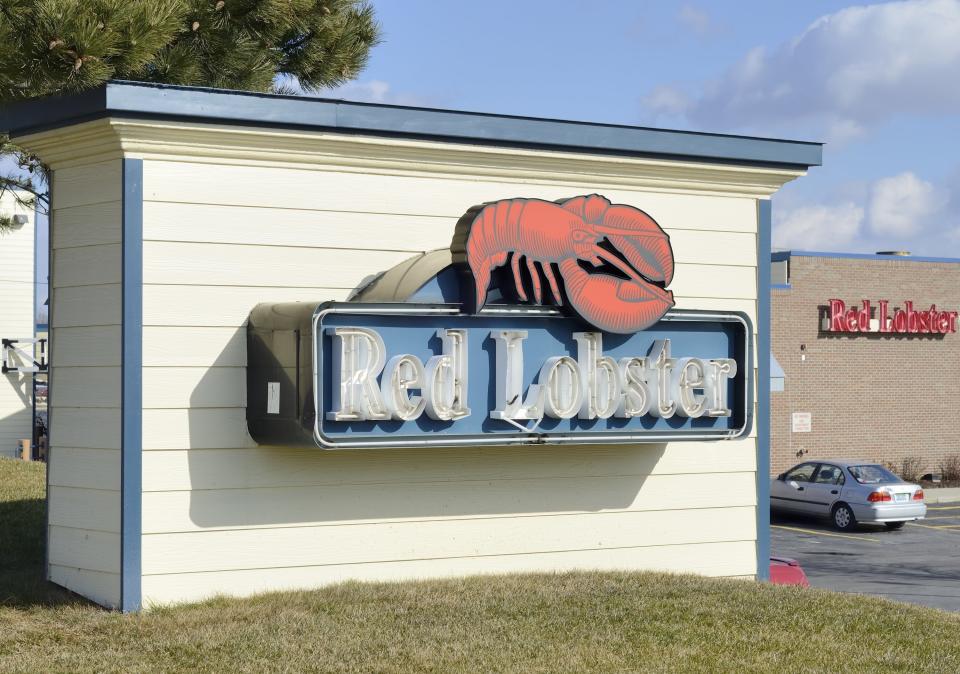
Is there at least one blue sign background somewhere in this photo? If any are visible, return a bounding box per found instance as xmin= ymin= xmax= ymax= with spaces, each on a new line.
xmin=314 ymin=305 xmax=752 ymax=448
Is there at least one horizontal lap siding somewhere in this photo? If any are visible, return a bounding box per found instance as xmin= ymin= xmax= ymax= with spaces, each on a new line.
xmin=139 ymin=158 xmax=759 ymax=605
xmin=0 ymin=192 xmax=35 ymax=456
xmin=48 ymin=448 xmax=120 ymax=490
xmin=142 ymin=507 xmax=756 ymax=574
xmin=47 ymin=160 xmax=122 ymax=607
xmin=140 ymin=473 xmax=756 ymax=534
xmin=49 ymin=566 xmax=120 ymax=609
xmin=143 ymin=161 xmax=759 ymax=232
xmin=142 ymin=240 xmax=755 ymax=296
xmin=142 ymin=541 xmax=757 ymax=607
xmin=140 ymin=440 xmax=757 ymax=492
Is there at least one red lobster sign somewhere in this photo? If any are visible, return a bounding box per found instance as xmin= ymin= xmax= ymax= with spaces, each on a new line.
xmin=451 ymin=194 xmax=675 ymax=334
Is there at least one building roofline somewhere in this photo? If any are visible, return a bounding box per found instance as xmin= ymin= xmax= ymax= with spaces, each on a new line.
xmin=0 ymin=81 xmax=823 ymax=169
xmin=773 ymin=250 xmax=960 ymax=264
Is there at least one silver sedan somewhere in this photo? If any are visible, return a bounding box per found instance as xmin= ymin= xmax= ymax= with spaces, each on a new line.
xmin=771 ymin=460 xmax=926 ymax=531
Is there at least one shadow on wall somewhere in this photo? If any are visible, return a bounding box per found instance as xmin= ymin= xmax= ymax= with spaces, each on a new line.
xmin=185 ymin=326 xmax=664 ymax=528
xmin=0 ymin=470 xmax=83 ymax=608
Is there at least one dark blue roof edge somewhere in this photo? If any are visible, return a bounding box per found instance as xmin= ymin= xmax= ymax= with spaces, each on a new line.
xmin=772 ymin=250 xmax=960 ymax=264
xmin=0 ymin=80 xmax=822 ymax=169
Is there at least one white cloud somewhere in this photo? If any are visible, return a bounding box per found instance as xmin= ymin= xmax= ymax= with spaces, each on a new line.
xmin=869 ymin=172 xmax=947 ymax=237
xmin=277 ymin=75 xmax=433 ymax=107
xmin=318 ymin=80 xmax=428 ymax=107
xmin=642 ymin=85 xmax=690 ymax=117
xmin=774 ymin=168 xmax=960 ymax=253
xmin=773 ymin=202 xmax=864 ymax=250
xmin=678 ymin=5 xmax=713 ymax=35
xmin=645 ymin=0 xmax=960 ymax=136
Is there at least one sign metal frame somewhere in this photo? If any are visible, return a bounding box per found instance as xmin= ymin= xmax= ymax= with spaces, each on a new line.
xmin=312 ymin=303 xmax=754 ymax=450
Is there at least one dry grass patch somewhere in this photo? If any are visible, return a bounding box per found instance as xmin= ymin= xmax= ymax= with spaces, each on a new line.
xmin=2 ymin=458 xmax=959 ymax=673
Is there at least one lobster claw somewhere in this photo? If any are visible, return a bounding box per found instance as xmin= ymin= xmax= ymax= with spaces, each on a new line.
xmin=596 ymin=205 xmax=674 ymax=286
xmin=555 ymin=196 xmax=676 ymax=333
xmin=558 ymin=259 xmax=674 ymax=334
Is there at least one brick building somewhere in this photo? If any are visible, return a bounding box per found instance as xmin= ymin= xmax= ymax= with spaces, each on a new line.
xmin=770 ymin=250 xmax=960 ymax=477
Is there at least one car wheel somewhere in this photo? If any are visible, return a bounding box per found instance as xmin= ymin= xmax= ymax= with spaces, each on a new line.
xmin=832 ymin=503 xmax=856 ymax=531
xmin=885 ymin=522 xmax=905 ymax=530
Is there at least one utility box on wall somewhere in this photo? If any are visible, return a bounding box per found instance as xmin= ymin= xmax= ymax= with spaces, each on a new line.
xmin=247 ymin=302 xmax=319 ymax=447
xmin=1 ymin=82 xmax=820 ymax=611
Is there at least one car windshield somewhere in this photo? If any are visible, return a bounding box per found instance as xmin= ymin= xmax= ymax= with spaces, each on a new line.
xmin=848 ymin=464 xmax=901 ymax=484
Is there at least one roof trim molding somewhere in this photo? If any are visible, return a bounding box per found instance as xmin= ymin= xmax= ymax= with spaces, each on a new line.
xmin=15 ymin=118 xmax=809 ymax=198
xmin=773 ymin=250 xmax=960 ymax=264
xmin=1 ymin=81 xmax=822 ymax=170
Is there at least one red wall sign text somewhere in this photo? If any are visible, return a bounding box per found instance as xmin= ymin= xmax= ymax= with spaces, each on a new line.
xmin=827 ymin=299 xmax=958 ymax=335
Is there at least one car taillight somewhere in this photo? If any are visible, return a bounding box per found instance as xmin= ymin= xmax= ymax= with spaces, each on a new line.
xmin=913 ymin=490 xmax=924 ymax=501
xmin=867 ymin=491 xmax=892 ymax=503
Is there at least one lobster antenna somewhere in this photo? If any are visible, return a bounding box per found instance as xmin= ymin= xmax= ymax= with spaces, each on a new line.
xmin=593 ymin=224 xmax=664 ymax=237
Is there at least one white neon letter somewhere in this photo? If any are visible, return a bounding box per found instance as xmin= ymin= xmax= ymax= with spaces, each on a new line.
xmin=540 ymin=356 xmax=583 ymax=419
xmin=574 ymin=332 xmax=620 ymax=420
xmin=616 ymin=357 xmax=650 ymax=418
xmin=490 ymin=330 xmax=543 ymax=420
xmin=381 ymin=354 xmax=426 ymax=421
xmin=673 ymin=357 xmax=706 ymax=418
xmin=424 ymin=329 xmax=470 ymax=421
xmin=647 ymin=339 xmax=676 ymax=418
xmin=326 ymin=327 xmax=389 ymax=421
xmin=704 ymin=359 xmax=737 ymax=417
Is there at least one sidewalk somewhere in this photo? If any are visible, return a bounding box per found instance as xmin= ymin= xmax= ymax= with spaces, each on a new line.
xmin=923 ymin=487 xmax=960 ymax=504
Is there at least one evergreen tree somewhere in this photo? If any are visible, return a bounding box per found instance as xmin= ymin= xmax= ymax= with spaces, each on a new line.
xmin=0 ymin=0 xmax=380 ymax=228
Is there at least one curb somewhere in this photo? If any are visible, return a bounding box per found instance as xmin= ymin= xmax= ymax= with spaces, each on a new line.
xmin=923 ymin=487 xmax=960 ymax=504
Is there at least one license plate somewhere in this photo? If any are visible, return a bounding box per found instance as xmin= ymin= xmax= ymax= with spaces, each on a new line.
xmin=895 ymin=493 xmax=909 ymax=502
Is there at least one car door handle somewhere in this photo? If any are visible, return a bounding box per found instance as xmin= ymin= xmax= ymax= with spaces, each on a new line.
xmin=831 ymin=490 xmax=839 ymax=495
xmin=796 ymin=486 xmax=804 ymax=491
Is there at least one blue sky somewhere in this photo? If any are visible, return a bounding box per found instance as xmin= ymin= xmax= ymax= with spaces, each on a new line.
xmin=324 ymin=0 xmax=960 ymax=256
xmin=22 ymin=0 xmax=960 ymax=316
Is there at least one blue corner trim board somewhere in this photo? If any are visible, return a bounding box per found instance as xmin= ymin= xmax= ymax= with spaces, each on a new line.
xmin=121 ymin=159 xmax=143 ymax=612
xmin=756 ymin=200 xmax=772 ymax=581
xmin=43 ymin=180 xmax=53 ymax=582
xmin=770 ymin=283 xmax=791 ymax=290
xmin=0 ymin=81 xmax=822 ymax=169
xmin=772 ymin=250 xmax=960 ymax=264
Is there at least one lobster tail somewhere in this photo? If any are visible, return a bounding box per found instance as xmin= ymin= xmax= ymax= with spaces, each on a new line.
xmin=452 ymin=200 xmax=525 ymax=312
xmin=451 ymin=203 xmax=489 ymax=312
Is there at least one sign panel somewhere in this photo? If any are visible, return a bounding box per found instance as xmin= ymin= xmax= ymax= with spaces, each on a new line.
xmin=826 ymin=299 xmax=958 ymax=335
xmin=791 ymin=412 xmax=812 ymax=433
xmin=247 ymin=192 xmax=759 ymax=451
xmin=314 ymin=304 xmax=753 ymax=449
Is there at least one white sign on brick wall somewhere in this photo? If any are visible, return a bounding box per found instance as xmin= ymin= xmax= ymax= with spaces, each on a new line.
xmin=792 ymin=412 xmax=812 ymax=433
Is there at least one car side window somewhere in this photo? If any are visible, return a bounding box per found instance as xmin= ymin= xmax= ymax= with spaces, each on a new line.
xmin=785 ymin=463 xmax=817 ymax=483
xmin=813 ymin=465 xmax=843 ymax=485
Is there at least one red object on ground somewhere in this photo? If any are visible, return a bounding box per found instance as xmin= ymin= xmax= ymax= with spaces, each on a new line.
xmin=769 ymin=557 xmax=810 ymax=587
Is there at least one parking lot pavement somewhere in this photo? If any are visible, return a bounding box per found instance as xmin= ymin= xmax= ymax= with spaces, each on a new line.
xmin=771 ymin=504 xmax=960 ymax=612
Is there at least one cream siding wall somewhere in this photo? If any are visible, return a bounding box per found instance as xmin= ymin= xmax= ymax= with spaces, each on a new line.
xmin=46 ymin=160 xmax=122 ymax=608
xmin=0 ymin=192 xmax=36 ymax=458
xmin=137 ymin=157 xmax=761 ymax=606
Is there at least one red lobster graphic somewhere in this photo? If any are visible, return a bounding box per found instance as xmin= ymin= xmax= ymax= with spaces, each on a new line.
xmin=451 ymin=194 xmax=675 ymax=333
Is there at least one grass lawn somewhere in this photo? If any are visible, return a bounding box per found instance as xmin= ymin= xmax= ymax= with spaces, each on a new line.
xmin=2 ymin=458 xmax=960 ymax=673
